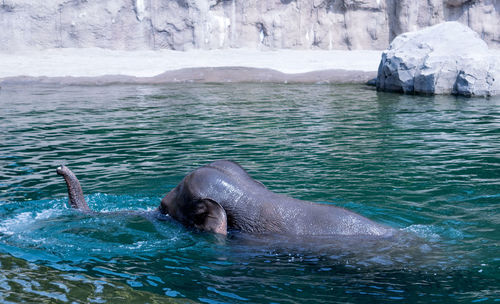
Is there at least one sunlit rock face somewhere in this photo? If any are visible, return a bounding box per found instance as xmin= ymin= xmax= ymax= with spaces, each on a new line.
xmin=376 ymin=22 xmax=500 ymax=96
xmin=0 ymin=0 xmax=498 ymax=51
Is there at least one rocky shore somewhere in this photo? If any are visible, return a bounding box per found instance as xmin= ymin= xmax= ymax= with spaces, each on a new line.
xmin=0 ymin=1 xmax=498 ymax=96
xmin=0 ymin=48 xmax=381 ymax=85
xmin=377 ymin=22 xmax=500 ymax=97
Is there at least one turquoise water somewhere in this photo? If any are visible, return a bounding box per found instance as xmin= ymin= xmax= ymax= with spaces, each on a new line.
xmin=0 ymin=83 xmax=498 ymax=303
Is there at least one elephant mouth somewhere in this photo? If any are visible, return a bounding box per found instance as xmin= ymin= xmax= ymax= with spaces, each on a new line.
xmin=154 ymin=208 xmax=171 ymax=221
xmin=158 ymin=204 xmax=169 ymax=215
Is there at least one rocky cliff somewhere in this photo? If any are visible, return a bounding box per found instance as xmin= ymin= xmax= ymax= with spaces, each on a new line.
xmin=1 ymin=0 xmax=498 ymax=51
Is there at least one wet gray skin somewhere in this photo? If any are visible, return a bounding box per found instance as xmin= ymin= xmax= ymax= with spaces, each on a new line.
xmin=160 ymin=160 xmax=395 ymax=236
xmin=56 ymin=165 xmax=90 ymax=211
xmin=58 ymin=161 xmax=395 ymax=237
xmin=57 ymin=165 xmax=168 ymax=221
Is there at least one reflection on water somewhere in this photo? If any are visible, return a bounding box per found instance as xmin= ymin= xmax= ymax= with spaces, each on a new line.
xmin=0 ymin=84 xmax=499 ymax=303
xmin=0 ymin=253 xmax=180 ymax=303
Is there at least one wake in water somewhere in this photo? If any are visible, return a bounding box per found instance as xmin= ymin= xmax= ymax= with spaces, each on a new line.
xmin=48 ymin=163 xmax=451 ymax=276
xmin=1 ymin=83 xmax=498 ymax=303
xmin=0 ymin=192 xmax=452 ymax=274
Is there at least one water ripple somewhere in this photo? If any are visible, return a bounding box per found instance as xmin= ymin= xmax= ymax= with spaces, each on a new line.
xmin=0 ymin=84 xmax=499 ymax=303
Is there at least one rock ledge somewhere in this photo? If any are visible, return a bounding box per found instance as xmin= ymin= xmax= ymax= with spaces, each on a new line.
xmin=376 ymin=22 xmax=500 ymax=97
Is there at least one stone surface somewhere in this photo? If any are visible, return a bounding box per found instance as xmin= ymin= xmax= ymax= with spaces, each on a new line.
xmin=0 ymin=0 xmax=498 ymax=51
xmin=0 ymin=48 xmax=381 ymax=84
xmin=376 ymin=22 xmax=500 ymax=96
xmin=0 ymin=67 xmax=377 ymax=85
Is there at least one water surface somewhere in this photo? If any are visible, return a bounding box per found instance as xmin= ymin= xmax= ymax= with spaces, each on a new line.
xmin=0 ymin=83 xmax=499 ymax=303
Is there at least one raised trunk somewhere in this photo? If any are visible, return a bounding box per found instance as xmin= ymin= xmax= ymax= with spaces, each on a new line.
xmin=56 ymin=165 xmax=90 ymax=211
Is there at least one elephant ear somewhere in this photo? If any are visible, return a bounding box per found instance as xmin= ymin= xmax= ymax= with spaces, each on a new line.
xmin=192 ymin=198 xmax=227 ymax=235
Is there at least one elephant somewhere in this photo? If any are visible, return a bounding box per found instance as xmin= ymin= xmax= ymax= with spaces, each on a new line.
xmin=57 ymin=165 xmax=90 ymax=211
xmin=58 ymin=160 xmax=395 ymax=237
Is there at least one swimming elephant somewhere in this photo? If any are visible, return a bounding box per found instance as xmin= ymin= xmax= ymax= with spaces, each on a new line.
xmin=159 ymin=160 xmax=395 ymax=236
xmin=58 ymin=160 xmax=395 ymax=237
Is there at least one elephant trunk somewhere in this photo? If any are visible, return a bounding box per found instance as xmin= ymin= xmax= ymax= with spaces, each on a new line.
xmin=56 ymin=165 xmax=90 ymax=211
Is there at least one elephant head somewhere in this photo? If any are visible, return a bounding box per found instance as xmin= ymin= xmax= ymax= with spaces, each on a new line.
xmin=57 ymin=165 xmax=227 ymax=235
xmin=160 ymin=186 xmax=227 ymax=235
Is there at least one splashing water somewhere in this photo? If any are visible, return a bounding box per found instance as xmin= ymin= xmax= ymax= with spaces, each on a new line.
xmin=0 ymin=83 xmax=498 ymax=303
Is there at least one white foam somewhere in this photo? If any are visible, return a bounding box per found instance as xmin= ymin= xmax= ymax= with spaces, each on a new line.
xmin=0 ymin=212 xmax=32 ymax=236
xmin=403 ymin=224 xmax=441 ymax=241
xmin=403 ymin=224 xmax=464 ymax=242
xmin=35 ymin=209 xmax=60 ymax=220
xmin=0 ymin=209 xmax=62 ymax=236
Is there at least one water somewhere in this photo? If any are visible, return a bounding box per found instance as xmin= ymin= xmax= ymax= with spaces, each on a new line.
xmin=0 ymin=83 xmax=498 ymax=303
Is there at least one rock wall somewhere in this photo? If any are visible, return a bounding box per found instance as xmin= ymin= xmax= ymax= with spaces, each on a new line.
xmin=0 ymin=0 xmax=498 ymax=51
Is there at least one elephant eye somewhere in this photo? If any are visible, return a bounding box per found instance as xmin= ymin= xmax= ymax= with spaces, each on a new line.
xmin=194 ymin=202 xmax=208 ymax=215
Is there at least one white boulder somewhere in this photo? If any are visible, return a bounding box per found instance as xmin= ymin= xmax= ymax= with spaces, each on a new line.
xmin=376 ymin=22 xmax=500 ymax=96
